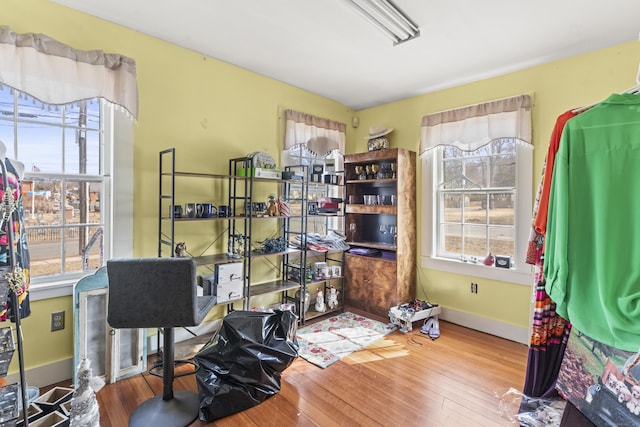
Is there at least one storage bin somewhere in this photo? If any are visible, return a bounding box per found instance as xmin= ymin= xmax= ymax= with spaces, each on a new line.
xmin=28 ymin=410 xmax=66 ymax=427
xmin=34 ymin=387 xmax=73 ymax=411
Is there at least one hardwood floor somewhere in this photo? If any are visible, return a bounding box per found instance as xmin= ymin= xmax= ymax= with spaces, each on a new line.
xmin=86 ymin=319 xmax=528 ymax=427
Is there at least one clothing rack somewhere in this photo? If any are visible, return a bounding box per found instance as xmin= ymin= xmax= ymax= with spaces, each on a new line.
xmin=572 ymin=64 xmax=640 ymax=113
xmin=0 ymin=157 xmax=29 ymax=427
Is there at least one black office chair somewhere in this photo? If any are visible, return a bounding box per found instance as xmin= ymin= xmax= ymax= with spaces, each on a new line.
xmin=107 ymin=257 xmax=216 ymax=427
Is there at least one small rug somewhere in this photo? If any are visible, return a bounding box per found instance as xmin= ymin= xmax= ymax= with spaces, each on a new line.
xmin=296 ymin=311 xmax=397 ymax=368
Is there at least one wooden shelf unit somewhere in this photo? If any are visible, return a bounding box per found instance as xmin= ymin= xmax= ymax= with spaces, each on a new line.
xmin=343 ymin=148 xmax=416 ymax=318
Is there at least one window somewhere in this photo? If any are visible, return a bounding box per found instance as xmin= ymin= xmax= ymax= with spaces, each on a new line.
xmin=0 ymin=28 xmax=137 ymax=299
xmin=281 ymin=110 xmax=347 ymax=235
xmin=420 ymin=95 xmax=533 ymax=285
xmin=0 ymin=86 xmax=133 ymax=298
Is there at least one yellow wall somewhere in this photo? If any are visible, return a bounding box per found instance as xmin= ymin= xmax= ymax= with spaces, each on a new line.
xmin=351 ymin=41 xmax=640 ymax=330
xmin=5 ymin=0 xmax=640 ymax=377
xmin=5 ymin=0 xmax=353 ymax=375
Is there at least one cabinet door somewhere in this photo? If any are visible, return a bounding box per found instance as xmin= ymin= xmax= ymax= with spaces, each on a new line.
xmin=74 ymin=268 xmax=146 ymax=384
xmin=77 ymin=288 xmax=109 ymax=382
xmin=345 ymin=254 xmax=397 ymax=318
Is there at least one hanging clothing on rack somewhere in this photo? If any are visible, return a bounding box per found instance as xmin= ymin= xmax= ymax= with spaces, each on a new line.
xmin=522 ymin=110 xmax=577 ymax=398
xmin=0 ymin=156 xmax=30 ymax=321
xmin=545 ymin=92 xmax=640 ymax=352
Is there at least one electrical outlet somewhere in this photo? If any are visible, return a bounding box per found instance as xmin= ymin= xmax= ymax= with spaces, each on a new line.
xmin=51 ymin=311 xmax=65 ymax=331
xmin=470 ymin=282 xmax=478 ymax=294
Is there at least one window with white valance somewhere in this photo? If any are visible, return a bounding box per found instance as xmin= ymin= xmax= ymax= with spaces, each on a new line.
xmin=0 ymin=26 xmax=138 ymax=298
xmin=282 ymin=109 xmax=346 ymax=237
xmin=0 ymin=26 xmax=138 ymax=118
xmin=420 ymin=94 xmax=531 ymax=154
xmin=420 ymin=95 xmax=534 ymax=285
xmin=282 ymin=109 xmax=346 ymax=164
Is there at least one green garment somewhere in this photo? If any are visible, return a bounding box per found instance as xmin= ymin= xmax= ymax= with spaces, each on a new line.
xmin=545 ymin=93 xmax=640 ymax=352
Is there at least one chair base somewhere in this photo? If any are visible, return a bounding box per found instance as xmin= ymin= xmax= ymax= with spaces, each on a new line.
xmin=130 ymin=390 xmax=199 ymax=427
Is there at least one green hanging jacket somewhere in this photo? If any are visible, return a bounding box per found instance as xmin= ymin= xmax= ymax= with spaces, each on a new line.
xmin=545 ymin=93 xmax=640 ymax=352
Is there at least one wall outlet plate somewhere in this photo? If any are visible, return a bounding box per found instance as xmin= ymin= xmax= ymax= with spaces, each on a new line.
xmin=51 ymin=311 xmax=65 ymax=331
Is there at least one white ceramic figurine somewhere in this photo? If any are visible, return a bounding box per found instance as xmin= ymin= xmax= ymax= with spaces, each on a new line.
xmin=327 ymin=285 xmax=339 ymax=310
xmin=315 ymin=288 xmax=326 ymax=312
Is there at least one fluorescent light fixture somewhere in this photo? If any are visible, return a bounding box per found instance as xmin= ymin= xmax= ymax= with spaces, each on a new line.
xmin=346 ymin=0 xmax=420 ymax=45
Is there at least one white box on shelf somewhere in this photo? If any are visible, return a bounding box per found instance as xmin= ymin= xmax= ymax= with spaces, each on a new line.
xmin=215 ymin=262 xmax=244 ymax=284
xmin=237 ymin=167 xmax=282 ymax=179
xmin=213 ymin=263 xmax=244 ymax=303
xmin=215 ymin=280 xmax=244 ymax=303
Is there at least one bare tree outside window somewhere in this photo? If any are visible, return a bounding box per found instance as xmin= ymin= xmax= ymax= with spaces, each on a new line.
xmin=436 ymin=138 xmax=516 ymax=261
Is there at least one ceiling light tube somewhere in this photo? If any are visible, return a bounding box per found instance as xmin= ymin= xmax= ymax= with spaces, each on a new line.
xmin=374 ymin=0 xmax=419 ymax=35
xmin=348 ymin=0 xmax=402 ymax=43
xmin=346 ymin=0 xmax=420 ymax=45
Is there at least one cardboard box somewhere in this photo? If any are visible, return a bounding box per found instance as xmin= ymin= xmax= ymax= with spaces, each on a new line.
xmin=495 ymin=255 xmax=511 ymax=268
xmin=215 ymin=262 xmax=243 ymax=284
xmin=215 ymin=280 xmax=244 ymax=303
xmin=212 ymin=263 xmax=244 ymax=303
xmin=325 ymin=159 xmax=336 ymax=172
xmin=237 ymin=167 xmax=282 ymax=179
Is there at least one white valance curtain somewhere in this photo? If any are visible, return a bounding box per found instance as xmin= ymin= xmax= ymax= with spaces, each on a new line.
xmin=0 ymin=26 xmax=138 ymax=118
xmin=420 ymin=94 xmax=532 ymax=153
xmin=283 ymin=109 xmax=346 ymax=156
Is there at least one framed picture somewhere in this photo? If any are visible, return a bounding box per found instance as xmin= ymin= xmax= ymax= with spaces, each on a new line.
xmin=307 ymin=202 xmax=318 ymax=215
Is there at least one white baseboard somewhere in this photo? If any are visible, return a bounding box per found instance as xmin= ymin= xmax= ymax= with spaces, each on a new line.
xmin=5 ymin=357 xmax=74 ymax=388
xmin=439 ymin=307 xmax=529 ymax=345
xmin=5 ymin=319 xmax=223 ymax=389
xmin=8 ymin=315 xmax=524 ymax=388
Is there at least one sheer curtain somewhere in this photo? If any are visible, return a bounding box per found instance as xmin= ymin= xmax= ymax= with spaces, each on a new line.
xmin=420 ymin=94 xmax=532 ymax=153
xmin=0 ymin=26 xmax=138 ymax=118
xmin=282 ymin=110 xmax=346 ymax=235
xmin=282 ymin=109 xmax=346 ymax=160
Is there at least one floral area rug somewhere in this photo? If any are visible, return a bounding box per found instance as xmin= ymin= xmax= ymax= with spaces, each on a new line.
xmin=296 ymin=311 xmax=397 ymax=368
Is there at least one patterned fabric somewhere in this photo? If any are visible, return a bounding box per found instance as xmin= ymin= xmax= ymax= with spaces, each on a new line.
xmin=0 ymin=159 xmax=30 ymax=321
xmin=295 ymin=311 xmax=396 ymax=368
xmin=522 ymin=111 xmax=575 ymax=398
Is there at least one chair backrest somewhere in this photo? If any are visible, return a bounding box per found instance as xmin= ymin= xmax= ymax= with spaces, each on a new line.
xmin=107 ymin=257 xmax=215 ymax=328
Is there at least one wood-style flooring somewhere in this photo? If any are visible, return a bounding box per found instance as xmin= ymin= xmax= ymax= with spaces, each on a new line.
xmin=75 ymin=318 xmax=528 ymax=427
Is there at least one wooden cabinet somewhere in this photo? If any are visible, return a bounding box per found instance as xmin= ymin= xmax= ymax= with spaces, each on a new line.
xmin=343 ymin=148 xmax=416 ymax=318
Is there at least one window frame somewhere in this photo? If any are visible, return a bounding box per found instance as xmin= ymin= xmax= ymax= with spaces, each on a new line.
xmin=19 ymin=101 xmax=133 ymax=300
xmin=421 ymin=140 xmax=533 ymax=285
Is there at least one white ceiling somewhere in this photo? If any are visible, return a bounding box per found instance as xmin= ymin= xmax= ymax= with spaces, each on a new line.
xmin=52 ymin=0 xmax=640 ymax=111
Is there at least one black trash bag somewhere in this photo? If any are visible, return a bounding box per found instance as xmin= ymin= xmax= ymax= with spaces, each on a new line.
xmin=194 ymin=310 xmax=299 ymax=422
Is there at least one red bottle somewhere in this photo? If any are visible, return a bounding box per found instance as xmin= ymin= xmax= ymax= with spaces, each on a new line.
xmin=484 ymin=253 xmax=495 ymax=266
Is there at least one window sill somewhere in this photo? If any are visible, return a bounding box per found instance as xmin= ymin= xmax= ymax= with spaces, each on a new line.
xmin=420 ymin=256 xmax=533 ymax=286
xmin=28 ymin=279 xmax=76 ymax=301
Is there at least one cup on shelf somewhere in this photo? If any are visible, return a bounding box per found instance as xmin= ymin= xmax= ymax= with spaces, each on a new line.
xmin=390 ymin=195 xmax=397 ymax=206
xmin=185 ymin=203 xmax=196 ymax=218
xmin=196 ymin=203 xmax=214 ymax=218
xmin=349 ymin=223 xmax=357 ymax=242
xmin=364 ymin=195 xmax=378 ymax=205
xmin=380 ymin=195 xmax=394 ymax=205
xmin=171 ymin=205 xmax=182 ymax=218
